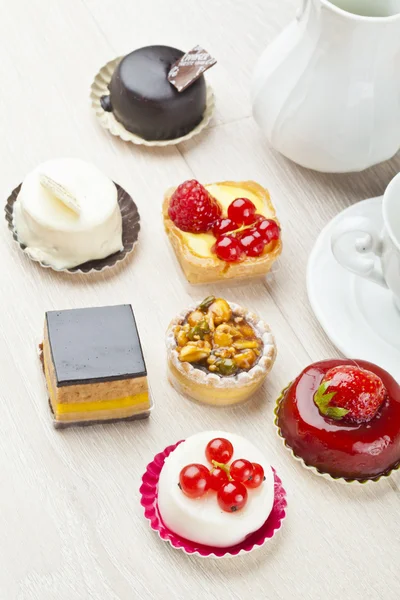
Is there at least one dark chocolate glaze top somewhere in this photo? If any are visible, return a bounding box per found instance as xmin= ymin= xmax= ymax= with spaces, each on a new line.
xmin=103 ymin=45 xmax=207 ymax=141
xmin=46 ymin=305 xmax=147 ymax=387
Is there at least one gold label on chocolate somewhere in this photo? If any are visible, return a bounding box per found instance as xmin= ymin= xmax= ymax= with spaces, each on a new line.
xmin=168 ymin=45 xmax=216 ymax=92
xmin=39 ymin=174 xmax=81 ymax=215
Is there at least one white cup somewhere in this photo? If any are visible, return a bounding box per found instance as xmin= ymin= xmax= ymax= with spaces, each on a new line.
xmin=331 ymin=173 xmax=400 ymax=311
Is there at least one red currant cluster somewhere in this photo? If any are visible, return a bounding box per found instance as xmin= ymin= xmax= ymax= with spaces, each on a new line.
xmin=212 ymin=198 xmax=280 ymax=263
xmin=178 ymin=437 xmax=265 ymax=513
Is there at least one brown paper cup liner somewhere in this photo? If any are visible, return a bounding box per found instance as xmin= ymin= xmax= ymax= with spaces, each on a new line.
xmin=38 ymin=344 xmax=154 ymax=428
xmin=90 ymin=56 xmax=215 ymax=147
xmin=5 ymin=182 xmax=140 ymax=274
xmin=273 ymin=385 xmax=400 ymax=485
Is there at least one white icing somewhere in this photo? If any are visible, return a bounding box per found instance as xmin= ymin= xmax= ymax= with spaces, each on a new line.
xmin=166 ymin=302 xmax=276 ymax=388
xmin=13 ymin=158 xmax=123 ymax=270
xmin=157 ymin=431 xmax=274 ymax=547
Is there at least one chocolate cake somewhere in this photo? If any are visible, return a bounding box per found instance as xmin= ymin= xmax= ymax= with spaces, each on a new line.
xmin=42 ymin=305 xmax=151 ymax=428
xmin=100 ymin=45 xmax=207 ymax=141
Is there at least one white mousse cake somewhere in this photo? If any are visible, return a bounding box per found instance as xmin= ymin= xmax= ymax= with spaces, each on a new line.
xmin=13 ymin=158 xmax=123 ymax=269
xmin=157 ymin=430 xmax=274 ymax=548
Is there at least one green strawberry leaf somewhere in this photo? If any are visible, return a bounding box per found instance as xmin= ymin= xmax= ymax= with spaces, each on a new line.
xmin=324 ymin=406 xmax=350 ymax=420
xmin=313 ymin=380 xmax=349 ymax=420
xmin=314 ymin=380 xmax=336 ymax=410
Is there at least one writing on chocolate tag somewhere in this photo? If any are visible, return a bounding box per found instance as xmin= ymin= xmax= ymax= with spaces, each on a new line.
xmin=168 ymin=45 xmax=216 ymax=92
xmin=39 ymin=174 xmax=81 ymax=216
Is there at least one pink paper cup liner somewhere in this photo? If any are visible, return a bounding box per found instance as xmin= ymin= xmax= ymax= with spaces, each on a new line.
xmin=140 ymin=440 xmax=287 ymax=558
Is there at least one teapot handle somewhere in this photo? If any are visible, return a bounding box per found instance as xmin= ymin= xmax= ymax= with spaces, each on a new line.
xmin=296 ymin=0 xmax=309 ymax=20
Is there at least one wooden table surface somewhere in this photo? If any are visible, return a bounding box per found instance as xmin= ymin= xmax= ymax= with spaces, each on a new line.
xmin=0 ymin=1 xmax=399 ymax=598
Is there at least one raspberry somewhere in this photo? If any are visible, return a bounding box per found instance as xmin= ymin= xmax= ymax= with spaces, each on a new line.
xmin=168 ymin=180 xmax=222 ymax=233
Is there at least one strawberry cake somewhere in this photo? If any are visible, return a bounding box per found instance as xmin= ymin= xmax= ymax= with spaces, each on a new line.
xmin=275 ymin=359 xmax=400 ymax=481
xmin=157 ymin=431 xmax=275 ymax=547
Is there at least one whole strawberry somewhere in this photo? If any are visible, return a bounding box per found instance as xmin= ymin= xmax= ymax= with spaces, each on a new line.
xmin=168 ymin=180 xmax=222 ymax=233
xmin=314 ymin=365 xmax=387 ymax=424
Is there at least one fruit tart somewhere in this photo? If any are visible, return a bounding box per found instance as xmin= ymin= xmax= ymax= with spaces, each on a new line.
xmin=275 ymin=359 xmax=400 ymax=482
xmin=163 ymin=179 xmax=282 ymax=284
xmin=166 ymin=296 xmax=276 ymax=406
xmin=157 ymin=431 xmax=276 ymax=548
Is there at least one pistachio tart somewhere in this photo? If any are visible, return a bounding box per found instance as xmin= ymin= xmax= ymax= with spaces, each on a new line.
xmin=163 ymin=179 xmax=282 ymax=284
xmin=166 ymin=296 xmax=276 ymax=406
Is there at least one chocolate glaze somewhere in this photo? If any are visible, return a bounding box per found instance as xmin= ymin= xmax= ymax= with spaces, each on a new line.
xmin=46 ymin=305 xmax=147 ymax=386
xmin=101 ymin=45 xmax=207 ymax=141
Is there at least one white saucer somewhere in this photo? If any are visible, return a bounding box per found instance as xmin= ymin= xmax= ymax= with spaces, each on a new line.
xmin=307 ymin=197 xmax=400 ymax=382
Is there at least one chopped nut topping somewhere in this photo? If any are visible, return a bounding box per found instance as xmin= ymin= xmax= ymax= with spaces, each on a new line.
xmin=176 ymin=297 xmax=263 ymax=375
xmin=188 ymin=310 xmax=206 ymax=327
xmin=233 ymin=340 xmax=259 ymax=350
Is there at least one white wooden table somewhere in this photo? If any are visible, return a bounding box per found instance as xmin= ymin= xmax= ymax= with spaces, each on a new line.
xmin=0 ymin=1 xmax=399 ymax=598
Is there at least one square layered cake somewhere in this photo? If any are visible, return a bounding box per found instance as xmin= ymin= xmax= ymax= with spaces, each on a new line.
xmin=42 ymin=305 xmax=151 ymax=428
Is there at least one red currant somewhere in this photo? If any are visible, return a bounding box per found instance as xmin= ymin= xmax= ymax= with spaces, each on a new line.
xmin=179 ymin=464 xmax=210 ymax=498
xmin=230 ymin=459 xmax=254 ymax=483
xmin=212 ymin=218 xmax=238 ymax=237
xmin=214 ymin=235 xmax=244 ymax=262
xmin=227 ymin=198 xmax=257 ymax=226
xmin=245 ymin=463 xmax=265 ymax=489
xmin=256 ymin=219 xmax=280 ymax=243
xmin=205 ymin=438 xmax=234 ymax=464
xmin=217 ymin=481 xmax=248 ymax=512
xmin=208 ymin=467 xmax=229 ymax=491
xmin=238 ymin=230 xmax=266 ymax=257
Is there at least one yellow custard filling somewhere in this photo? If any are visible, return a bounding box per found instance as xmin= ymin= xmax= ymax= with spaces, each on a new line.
xmin=180 ymin=184 xmax=274 ymax=259
xmin=44 ymin=361 xmax=149 ymax=417
xmin=54 ymin=393 xmax=149 ymax=415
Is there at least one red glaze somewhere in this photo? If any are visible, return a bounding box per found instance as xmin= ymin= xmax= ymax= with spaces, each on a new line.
xmin=277 ymin=359 xmax=400 ymax=480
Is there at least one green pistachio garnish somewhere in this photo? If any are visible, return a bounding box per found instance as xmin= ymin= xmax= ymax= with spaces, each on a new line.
xmin=198 ymin=296 xmax=216 ymax=313
xmin=215 ymin=358 xmax=237 ymax=376
xmin=188 ymin=320 xmax=210 ymax=341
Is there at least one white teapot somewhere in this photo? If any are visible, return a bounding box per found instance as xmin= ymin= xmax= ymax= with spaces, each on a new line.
xmin=251 ymin=0 xmax=400 ymax=173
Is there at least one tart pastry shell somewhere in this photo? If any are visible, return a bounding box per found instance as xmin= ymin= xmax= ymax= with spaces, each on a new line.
xmin=166 ymin=301 xmax=277 ymax=406
xmin=140 ymin=439 xmax=287 ymax=558
xmin=90 ymin=57 xmax=215 ymax=147
xmin=274 ymin=386 xmax=400 ymax=485
xmin=163 ymin=181 xmax=282 ymax=284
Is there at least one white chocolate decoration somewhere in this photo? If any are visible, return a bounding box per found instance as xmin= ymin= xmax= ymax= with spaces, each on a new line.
xmin=13 ymin=158 xmax=123 ymax=270
xmin=39 ymin=174 xmax=81 ymax=215
xmin=157 ymin=431 xmax=274 ymax=548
